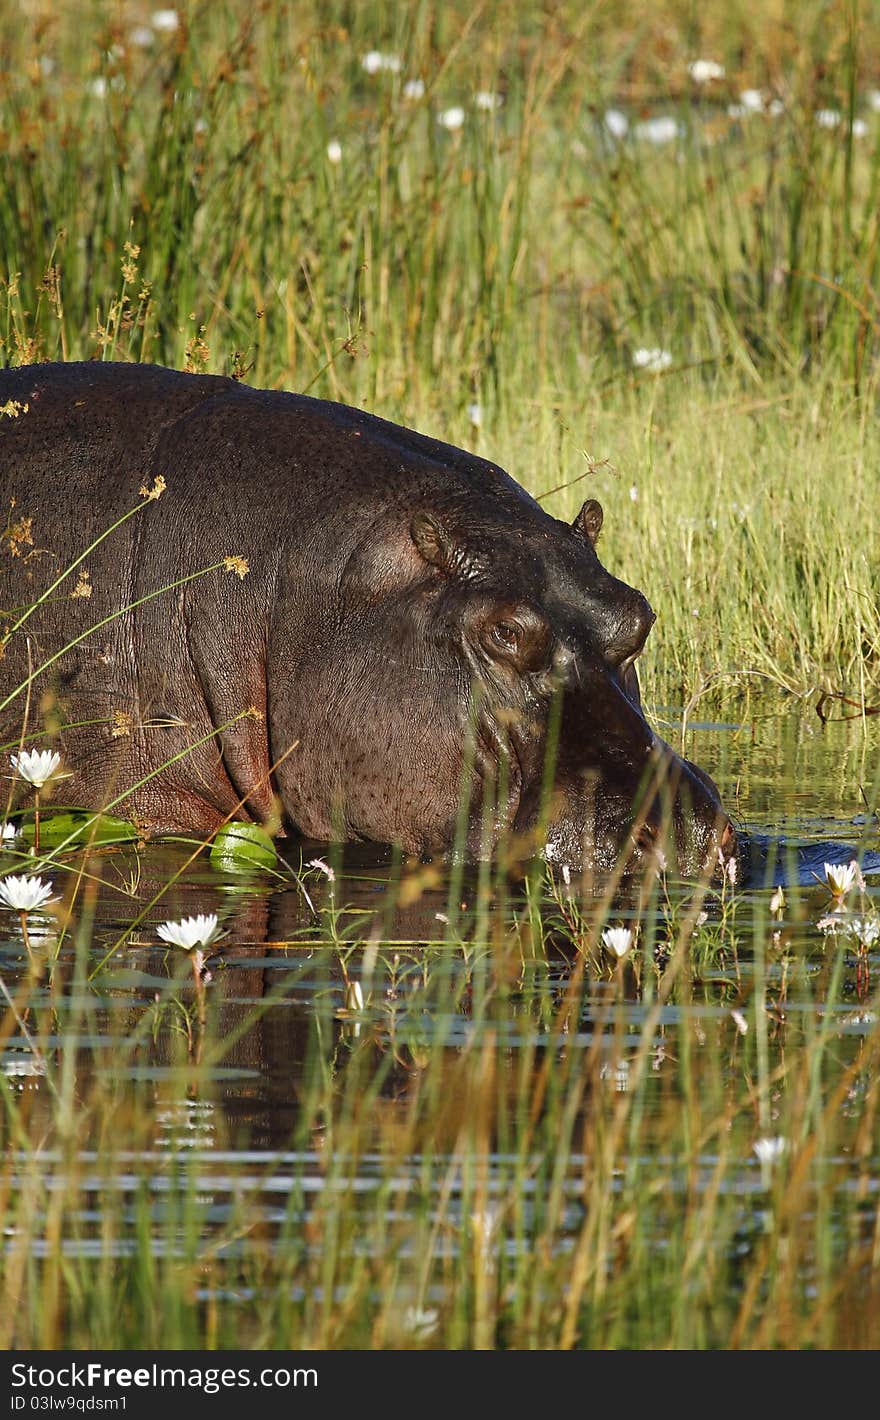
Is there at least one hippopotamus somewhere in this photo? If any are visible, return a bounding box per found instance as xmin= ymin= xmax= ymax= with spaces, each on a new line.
xmin=0 ymin=361 xmax=734 ymax=875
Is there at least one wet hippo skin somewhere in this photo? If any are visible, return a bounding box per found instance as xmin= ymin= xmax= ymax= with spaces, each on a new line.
xmin=0 ymin=362 xmax=734 ymax=875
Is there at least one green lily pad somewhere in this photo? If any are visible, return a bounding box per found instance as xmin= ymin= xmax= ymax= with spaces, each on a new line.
xmin=20 ymin=811 xmax=138 ymax=848
xmin=210 ymin=821 xmax=277 ymax=872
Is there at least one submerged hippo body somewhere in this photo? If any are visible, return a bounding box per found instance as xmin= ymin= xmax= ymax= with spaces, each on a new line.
xmin=0 ymin=362 xmax=733 ymax=874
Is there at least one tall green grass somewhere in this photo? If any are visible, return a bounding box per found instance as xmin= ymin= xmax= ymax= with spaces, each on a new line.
xmin=2 ymin=864 xmax=880 ymax=1350
xmin=1 ymin=1 xmax=878 ymax=702
xmin=2 ymin=1 xmax=880 ymax=1352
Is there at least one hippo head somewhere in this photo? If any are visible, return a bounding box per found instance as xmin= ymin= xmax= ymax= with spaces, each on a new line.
xmin=399 ymin=493 xmax=734 ymax=878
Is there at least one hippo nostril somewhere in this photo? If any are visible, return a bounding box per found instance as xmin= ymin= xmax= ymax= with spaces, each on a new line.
xmin=606 ymin=596 xmax=655 ymax=669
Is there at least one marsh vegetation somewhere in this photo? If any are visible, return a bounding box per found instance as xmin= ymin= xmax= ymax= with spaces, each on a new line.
xmin=1 ymin=0 xmax=879 ymax=1350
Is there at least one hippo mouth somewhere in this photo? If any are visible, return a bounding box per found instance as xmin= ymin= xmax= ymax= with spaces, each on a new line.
xmin=509 ymin=658 xmax=735 ymax=880
xmin=538 ymin=751 xmax=735 ymax=880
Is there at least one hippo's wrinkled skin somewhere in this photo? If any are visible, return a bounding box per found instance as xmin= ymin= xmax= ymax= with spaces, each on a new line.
xmin=0 ymin=362 xmax=734 ymax=875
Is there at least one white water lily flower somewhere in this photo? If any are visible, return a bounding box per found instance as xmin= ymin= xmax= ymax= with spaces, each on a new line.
xmin=156 ymin=913 xmax=224 ymax=951
xmin=0 ymin=874 xmax=56 ymax=913
xmin=769 ymin=884 xmax=785 ymax=916
xmin=10 ymin=748 xmax=62 ymax=788
xmin=823 ymin=860 xmax=861 ymax=898
xmin=688 ymin=59 xmax=725 ymax=83
xmin=632 ymin=347 xmax=673 ymax=372
xmin=1 ymin=822 xmax=17 ymax=842
xmin=438 ymin=106 xmax=466 ymax=131
xmin=753 ymin=1136 xmax=787 ymax=1165
xmin=601 ymin=926 xmax=633 ymax=959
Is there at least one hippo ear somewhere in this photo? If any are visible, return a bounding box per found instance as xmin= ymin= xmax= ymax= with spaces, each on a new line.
xmin=411 ymin=511 xmax=459 ymax=574
xmin=573 ymin=498 xmax=604 ymax=545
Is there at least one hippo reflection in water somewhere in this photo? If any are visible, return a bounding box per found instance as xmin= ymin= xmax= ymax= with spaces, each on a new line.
xmin=0 ymin=362 xmax=735 ymax=876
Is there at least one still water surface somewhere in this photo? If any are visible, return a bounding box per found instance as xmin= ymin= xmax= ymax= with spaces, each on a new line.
xmin=2 ymin=703 xmax=879 ymax=1343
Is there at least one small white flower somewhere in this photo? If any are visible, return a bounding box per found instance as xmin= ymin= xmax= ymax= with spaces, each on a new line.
xmin=156 ymin=913 xmax=224 ymax=951
xmin=738 ymin=88 xmax=766 ymax=113
xmin=130 ymin=25 xmax=155 ymax=48
xmin=344 ymin=979 xmax=365 ymax=1012
xmin=151 ymin=9 xmax=179 ymax=32
xmin=815 ymin=108 xmax=841 ymax=129
xmin=731 ymin=1008 xmax=749 ymax=1035
xmin=467 ymin=402 xmax=483 ymax=427
xmin=87 ymin=77 xmax=108 ymax=99
xmin=817 ymin=914 xmax=845 ymax=934
xmin=852 ymin=117 xmax=869 ymax=138
xmin=601 ymin=926 xmax=633 ymax=959
xmin=688 ymin=59 xmax=725 ymax=83
xmin=629 ymin=485 xmax=639 ymax=502
xmin=307 ymin=857 xmax=336 ymax=883
xmin=634 ymin=115 xmax=681 ymax=145
xmin=470 ymin=1204 xmax=501 ymax=1251
xmin=632 ymin=347 xmax=673 ymax=372
xmin=403 ymin=77 xmax=425 ymax=100
xmin=561 ymin=863 xmax=571 ymax=887
xmin=438 ymin=106 xmax=466 ymax=131
xmin=726 ymin=855 xmax=738 ymax=887
xmin=361 ymin=51 xmax=401 ymax=75
xmin=769 ymin=885 xmax=785 ymax=916
xmin=849 ymin=916 xmax=880 ymax=947
xmin=823 ymin=860 xmax=860 ymax=898
xmin=1 ymin=822 xmax=17 ymax=842
xmin=599 ymin=1059 xmax=630 ymax=1091
xmin=604 ymin=108 xmax=628 ymax=139
xmin=0 ymin=874 xmax=56 ymax=913
xmin=474 ymin=89 xmax=502 ymax=111
xmin=326 ymin=140 xmax=343 ymax=164
xmin=402 ymin=1305 xmax=439 ymax=1340
xmin=10 ymin=749 xmax=62 ymax=788
xmin=753 ymin=1136 xmax=787 ymax=1165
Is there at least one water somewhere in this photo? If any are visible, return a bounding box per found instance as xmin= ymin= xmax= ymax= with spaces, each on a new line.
xmin=2 ymin=703 xmax=879 ymax=1347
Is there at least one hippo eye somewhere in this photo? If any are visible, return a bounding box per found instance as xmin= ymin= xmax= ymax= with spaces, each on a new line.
xmin=492 ymin=621 xmax=520 ymax=653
